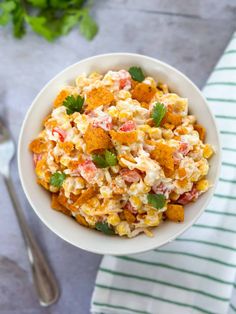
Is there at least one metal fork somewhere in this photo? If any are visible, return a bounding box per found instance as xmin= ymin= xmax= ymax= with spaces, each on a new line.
xmin=0 ymin=119 xmax=59 ymax=306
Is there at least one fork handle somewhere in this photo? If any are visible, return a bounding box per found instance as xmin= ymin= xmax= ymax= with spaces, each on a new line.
xmin=4 ymin=176 xmax=59 ymax=306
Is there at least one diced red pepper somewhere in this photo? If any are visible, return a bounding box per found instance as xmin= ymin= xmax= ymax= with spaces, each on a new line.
xmin=120 ymin=168 xmax=141 ymax=183
xmin=92 ymin=115 xmax=112 ymax=131
xmin=179 ymin=142 xmax=190 ymax=156
xmin=77 ymin=160 xmax=97 ymax=182
xmin=118 ymin=70 xmax=131 ymax=90
xmin=119 ymin=120 xmax=136 ymax=132
xmin=123 ymin=201 xmax=137 ymax=214
xmin=177 ymin=187 xmax=199 ymax=205
xmin=52 ymin=127 xmax=66 ymax=142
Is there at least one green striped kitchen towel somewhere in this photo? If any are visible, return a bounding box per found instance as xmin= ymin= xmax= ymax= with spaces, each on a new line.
xmin=91 ymin=32 xmax=236 ymax=314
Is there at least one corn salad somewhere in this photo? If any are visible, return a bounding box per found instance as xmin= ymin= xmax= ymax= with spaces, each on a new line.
xmin=29 ymin=67 xmax=214 ymax=237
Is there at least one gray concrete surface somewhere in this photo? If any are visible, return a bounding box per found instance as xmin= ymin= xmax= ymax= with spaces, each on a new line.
xmin=0 ymin=1 xmax=235 ymax=313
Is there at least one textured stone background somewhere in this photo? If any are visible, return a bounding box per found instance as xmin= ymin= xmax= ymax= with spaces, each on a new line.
xmin=0 ymin=1 xmax=235 ymax=313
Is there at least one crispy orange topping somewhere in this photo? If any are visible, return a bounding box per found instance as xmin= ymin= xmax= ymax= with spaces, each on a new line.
xmin=84 ymin=124 xmax=112 ymax=153
xmin=166 ymin=204 xmax=184 ymax=222
xmin=86 ymin=87 xmax=114 ymax=111
xmin=110 ymin=130 xmax=137 ymax=145
xmin=53 ymin=90 xmax=70 ymax=108
xmin=150 ymin=142 xmax=175 ymax=170
xmin=194 ymin=124 xmax=206 ymax=141
xmin=131 ymin=82 xmax=157 ymax=103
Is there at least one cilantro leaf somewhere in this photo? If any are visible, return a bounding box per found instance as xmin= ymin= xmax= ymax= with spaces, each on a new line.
xmin=92 ymin=154 xmax=107 ymax=168
xmin=25 ymin=15 xmax=57 ymax=41
xmin=27 ymin=0 xmax=48 ymax=9
xmin=63 ymin=95 xmax=84 ymax=115
xmin=0 ymin=1 xmax=16 ymax=26
xmin=95 ymin=222 xmax=115 ymax=235
xmin=93 ymin=150 xmax=118 ymax=168
xmin=147 ymin=193 xmax=166 ymax=209
xmin=59 ymin=13 xmax=81 ymax=35
xmin=128 ymin=66 xmax=145 ymax=82
xmin=151 ymin=102 xmax=166 ymax=127
xmin=0 ymin=1 xmax=98 ymax=41
xmin=105 ymin=150 xmax=118 ymax=167
xmin=50 ymin=172 xmax=66 ymax=187
xmin=79 ymin=9 xmax=98 ymax=40
xmin=12 ymin=3 xmax=26 ymax=38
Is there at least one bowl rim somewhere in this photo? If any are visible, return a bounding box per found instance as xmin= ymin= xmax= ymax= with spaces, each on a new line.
xmin=17 ymin=52 xmax=222 ymax=255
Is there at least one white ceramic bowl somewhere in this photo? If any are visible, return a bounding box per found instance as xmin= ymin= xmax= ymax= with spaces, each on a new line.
xmin=18 ymin=53 xmax=221 ymax=255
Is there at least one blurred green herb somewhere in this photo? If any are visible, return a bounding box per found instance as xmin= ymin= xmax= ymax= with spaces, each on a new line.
xmin=95 ymin=222 xmax=115 ymax=235
xmin=128 ymin=66 xmax=145 ymax=82
xmin=50 ymin=172 xmax=66 ymax=187
xmin=151 ymin=102 xmax=166 ymax=127
xmin=92 ymin=150 xmax=118 ymax=168
xmin=0 ymin=0 xmax=98 ymax=41
xmin=63 ymin=95 xmax=84 ymax=115
xmin=147 ymin=193 xmax=166 ymax=209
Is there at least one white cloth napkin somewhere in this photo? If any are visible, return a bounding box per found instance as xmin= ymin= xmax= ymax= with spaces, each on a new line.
xmin=91 ymin=32 xmax=236 ymax=314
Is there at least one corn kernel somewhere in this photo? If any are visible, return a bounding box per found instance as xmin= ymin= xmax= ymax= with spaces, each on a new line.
xmin=203 ymin=144 xmax=214 ymax=159
xmin=178 ymin=168 xmax=186 ymax=178
xmin=190 ymin=171 xmax=201 ymax=182
xmin=87 ymin=196 xmax=100 ymax=208
xmin=174 ymin=99 xmax=188 ymax=113
xmin=198 ymin=160 xmax=209 ymax=176
xmin=110 ymin=165 xmax=120 ymax=174
xmin=118 ymin=154 xmax=136 ymax=168
xmin=60 ymin=155 xmax=70 ymax=167
xmin=148 ymin=127 xmax=162 ymax=140
xmin=144 ymin=209 xmax=160 ymax=226
xmin=138 ymin=124 xmax=152 ymax=133
xmin=177 ymin=178 xmax=188 ymax=188
xmin=173 ymin=135 xmax=181 ymax=141
xmin=85 ymin=215 xmax=97 ymax=227
xmin=176 ymin=126 xmax=188 ymax=135
xmin=119 ymin=110 xmax=133 ymax=121
xmin=117 ymin=90 xmax=131 ymax=100
xmin=116 ymin=221 xmax=130 ymax=236
xmin=76 ymin=177 xmax=85 ymax=187
xmin=163 ymin=123 xmax=175 ymax=130
xmin=143 ymin=184 xmax=151 ymax=193
xmin=49 ymin=185 xmax=59 ymax=193
xmin=169 ymin=191 xmax=180 ymax=201
xmin=196 ymin=179 xmax=209 ymax=192
xmin=129 ymin=196 xmax=142 ymax=210
xmin=75 ymin=138 xmax=84 ymax=152
xmin=80 ymin=204 xmax=93 ymax=216
xmin=162 ymin=129 xmax=173 ymax=140
xmin=107 ymin=213 xmax=121 ymax=226
xmin=100 ymin=186 xmax=112 ymax=198
xmin=107 ymin=106 xmax=119 ymax=118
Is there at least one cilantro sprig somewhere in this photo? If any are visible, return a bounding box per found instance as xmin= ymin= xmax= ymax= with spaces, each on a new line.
xmin=128 ymin=66 xmax=145 ymax=82
xmin=92 ymin=150 xmax=118 ymax=168
xmin=95 ymin=222 xmax=115 ymax=235
xmin=50 ymin=172 xmax=66 ymax=188
xmin=0 ymin=1 xmax=98 ymax=41
xmin=63 ymin=95 xmax=84 ymax=115
xmin=151 ymin=102 xmax=166 ymax=127
xmin=147 ymin=193 xmax=166 ymax=209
